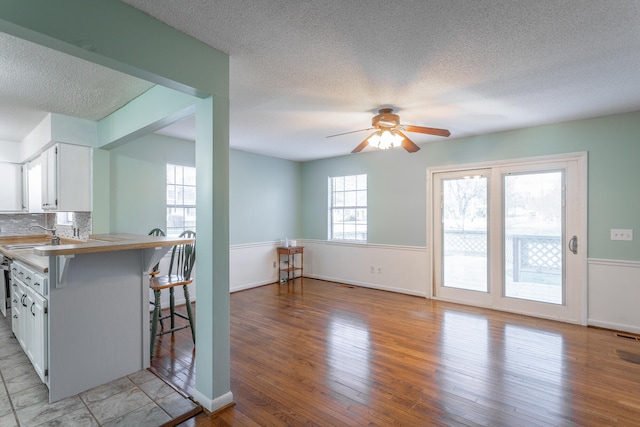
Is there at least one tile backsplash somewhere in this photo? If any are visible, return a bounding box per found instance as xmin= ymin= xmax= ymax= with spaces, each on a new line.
xmin=0 ymin=212 xmax=92 ymax=240
xmin=55 ymin=211 xmax=92 ymax=240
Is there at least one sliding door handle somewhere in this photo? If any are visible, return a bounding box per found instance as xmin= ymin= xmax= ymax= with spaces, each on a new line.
xmin=568 ymin=235 xmax=578 ymax=255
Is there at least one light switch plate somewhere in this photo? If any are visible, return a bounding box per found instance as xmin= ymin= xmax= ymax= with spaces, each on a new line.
xmin=611 ymin=229 xmax=633 ymax=241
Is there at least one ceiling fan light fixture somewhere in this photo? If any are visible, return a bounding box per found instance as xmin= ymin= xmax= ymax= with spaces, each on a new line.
xmin=367 ymin=129 xmax=404 ymax=150
xmin=328 ymin=107 xmax=450 ymax=154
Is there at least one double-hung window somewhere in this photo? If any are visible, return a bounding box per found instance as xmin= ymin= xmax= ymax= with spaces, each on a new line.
xmin=166 ymin=164 xmax=196 ymax=237
xmin=329 ymin=174 xmax=367 ymax=241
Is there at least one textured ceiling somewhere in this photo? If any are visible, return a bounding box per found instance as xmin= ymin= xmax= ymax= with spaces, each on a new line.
xmin=2 ymin=1 xmax=640 ymax=161
xmin=123 ymin=0 xmax=640 ymax=160
xmin=0 ymin=32 xmax=153 ymax=143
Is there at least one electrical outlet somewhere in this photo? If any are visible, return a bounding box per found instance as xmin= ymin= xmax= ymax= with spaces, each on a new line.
xmin=370 ymin=265 xmax=375 ymax=273
xmin=611 ymin=229 xmax=633 ymax=241
xmin=273 ymin=261 xmax=277 ymax=268
xmin=377 ymin=266 xmax=382 ymax=274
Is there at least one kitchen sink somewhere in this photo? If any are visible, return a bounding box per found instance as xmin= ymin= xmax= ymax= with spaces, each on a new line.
xmin=3 ymin=243 xmax=46 ymax=250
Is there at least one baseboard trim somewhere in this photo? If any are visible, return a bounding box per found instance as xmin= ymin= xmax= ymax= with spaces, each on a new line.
xmin=191 ymin=389 xmax=234 ymax=413
xmin=231 ymin=279 xmax=275 ymax=293
xmin=588 ymin=319 xmax=640 ymax=336
xmin=304 ymin=273 xmax=428 ymax=297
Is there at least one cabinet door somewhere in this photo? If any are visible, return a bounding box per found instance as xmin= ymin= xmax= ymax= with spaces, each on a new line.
xmin=21 ymin=164 xmax=29 ymax=211
xmin=11 ymin=306 xmax=20 ymax=342
xmin=17 ymin=283 xmax=28 ymax=349
xmin=27 ymin=158 xmax=43 ymax=213
xmin=29 ymin=289 xmax=48 ymax=382
xmin=57 ymin=143 xmax=92 ymax=211
xmin=41 ymin=146 xmax=58 ymax=210
xmin=40 ymin=143 xmax=92 ymax=211
xmin=0 ymin=162 xmax=23 ymax=211
xmin=23 ymin=288 xmax=35 ymax=361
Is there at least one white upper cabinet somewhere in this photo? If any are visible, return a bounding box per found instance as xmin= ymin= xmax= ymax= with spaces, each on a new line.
xmin=41 ymin=143 xmax=92 ymax=212
xmin=0 ymin=162 xmax=23 ymax=212
xmin=26 ymin=158 xmax=43 ymax=213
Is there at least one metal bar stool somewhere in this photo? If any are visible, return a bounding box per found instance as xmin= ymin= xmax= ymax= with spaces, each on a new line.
xmin=149 ymin=230 xmax=196 ymax=358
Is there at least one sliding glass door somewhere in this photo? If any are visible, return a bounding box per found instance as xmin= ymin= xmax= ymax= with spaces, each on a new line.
xmin=503 ymin=171 xmax=563 ymax=305
xmin=432 ymin=156 xmax=585 ymax=323
xmin=434 ymin=169 xmax=492 ymax=306
xmin=442 ymin=174 xmax=488 ymax=292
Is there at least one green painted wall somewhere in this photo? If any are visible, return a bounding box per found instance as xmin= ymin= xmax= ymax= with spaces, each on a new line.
xmin=104 ymin=143 xmax=299 ymax=245
xmin=302 ymin=110 xmax=640 ymax=261
xmin=230 ymin=150 xmax=301 ymax=245
xmin=91 ymin=149 xmax=110 ymax=234
xmin=107 ymin=134 xmax=195 ymax=234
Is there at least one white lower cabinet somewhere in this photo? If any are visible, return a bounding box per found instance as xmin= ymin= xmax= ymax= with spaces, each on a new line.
xmin=27 ymin=288 xmax=48 ymax=381
xmin=11 ymin=280 xmax=26 ymax=349
xmin=11 ymin=261 xmax=48 ymax=384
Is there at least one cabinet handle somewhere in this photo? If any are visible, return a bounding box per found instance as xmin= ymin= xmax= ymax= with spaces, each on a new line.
xmin=31 ymin=302 xmax=35 ymax=316
xmin=21 ymin=295 xmax=27 ymax=307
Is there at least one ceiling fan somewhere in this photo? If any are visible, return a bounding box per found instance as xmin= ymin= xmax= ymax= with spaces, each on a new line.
xmin=326 ymin=108 xmax=450 ymax=153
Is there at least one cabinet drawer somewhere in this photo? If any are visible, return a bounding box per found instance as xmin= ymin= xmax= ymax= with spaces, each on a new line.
xmin=12 ymin=262 xmax=48 ymax=296
xmin=32 ymin=272 xmax=48 ymax=296
xmin=12 ymin=263 xmax=26 ymax=283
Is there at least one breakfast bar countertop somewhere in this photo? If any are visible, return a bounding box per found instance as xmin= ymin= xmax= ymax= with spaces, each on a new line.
xmin=34 ymin=233 xmax=193 ymax=256
xmin=0 ymin=233 xmax=193 ymax=273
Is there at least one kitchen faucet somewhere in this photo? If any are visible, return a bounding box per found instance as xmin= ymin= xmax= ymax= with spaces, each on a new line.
xmin=30 ymin=225 xmax=60 ymax=245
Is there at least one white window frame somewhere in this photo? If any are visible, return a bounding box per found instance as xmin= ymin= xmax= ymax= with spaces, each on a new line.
xmin=166 ymin=163 xmax=196 ymax=237
xmin=329 ymin=174 xmax=367 ymax=242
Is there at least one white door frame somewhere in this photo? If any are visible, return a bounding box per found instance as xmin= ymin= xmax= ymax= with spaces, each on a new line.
xmin=426 ymin=152 xmax=588 ymax=325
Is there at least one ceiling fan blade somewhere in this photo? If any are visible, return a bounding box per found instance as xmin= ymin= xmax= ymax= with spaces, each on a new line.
xmin=326 ymin=127 xmax=374 ymax=138
xmin=402 ymin=124 xmax=451 ymax=137
xmin=396 ymin=130 xmax=420 ymax=153
xmin=351 ymin=135 xmax=371 ymax=153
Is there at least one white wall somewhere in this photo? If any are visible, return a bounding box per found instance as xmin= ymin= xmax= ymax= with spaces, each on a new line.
xmin=0 ymin=141 xmax=21 ymax=162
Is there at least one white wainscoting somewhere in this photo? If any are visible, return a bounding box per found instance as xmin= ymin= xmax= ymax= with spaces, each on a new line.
xmin=588 ymin=258 xmax=640 ymax=334
xmin=300 ymin=239 xmax=428 ymax=297
xmin=229 ymin=239 xmax=429 ymax=296
xmin=230 ymin=241 xmax=281 ymax=292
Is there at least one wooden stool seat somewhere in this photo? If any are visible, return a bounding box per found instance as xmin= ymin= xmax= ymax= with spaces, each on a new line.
xmin=150 ymin=274 xmax=191 ymax=290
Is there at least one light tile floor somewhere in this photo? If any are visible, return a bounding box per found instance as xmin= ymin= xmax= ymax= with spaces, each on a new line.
xmin=0 ymin=314 xmax=197 ymax=426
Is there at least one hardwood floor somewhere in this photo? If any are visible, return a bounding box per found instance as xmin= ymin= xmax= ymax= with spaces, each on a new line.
xmin=151 ymin=278 xmax=640 ymax=426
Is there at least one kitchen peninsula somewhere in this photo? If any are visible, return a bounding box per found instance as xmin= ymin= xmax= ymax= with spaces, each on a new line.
xmin=0 ymin=233 xmax=193 ymax=403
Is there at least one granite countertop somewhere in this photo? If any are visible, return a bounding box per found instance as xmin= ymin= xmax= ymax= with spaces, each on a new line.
xmin=0 ymin=233 xmax=193 ymax=273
